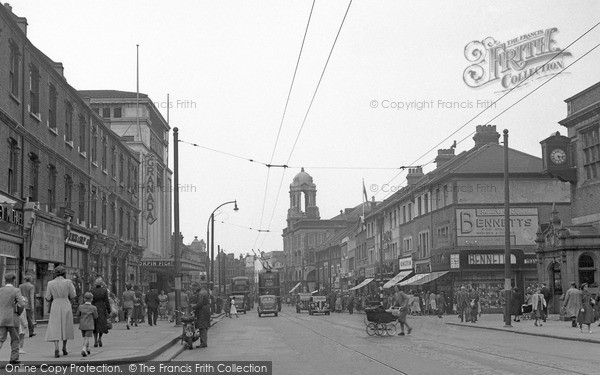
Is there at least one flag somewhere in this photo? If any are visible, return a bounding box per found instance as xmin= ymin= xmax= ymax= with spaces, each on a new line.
xmin=362 ymin=179 xmax=368 ymax=203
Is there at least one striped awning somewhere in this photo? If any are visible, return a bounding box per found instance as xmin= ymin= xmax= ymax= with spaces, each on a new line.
xmin=383 ymin=270 xmax=412 ymax=289
xmin=349 ymin=278 xmax=374 ymax=291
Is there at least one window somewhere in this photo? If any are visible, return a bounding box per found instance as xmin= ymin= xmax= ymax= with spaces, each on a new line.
xmin=9 ymin=41 xmax=20 ymax=97
xmin=78 ymin=183 xmax=86 ymax=223
xmin=79 ymin=115 xmax=86 ymax=153
xmin=90 ymin=187 xmax=97 ymax=228
xmin=111 ymin=146 xmax=116 ymax=178
xmin=133 ymin=215 xmax=138 ymax=242
xmin=91 ymin=125 xmax=97 ymax=163
xmin=407 ymin=203 xmax=412 ymax=221
xmin=102 ymin=107 xmax=110 ymax=118
xmin=582 ymin=125 xmax=600 ymax=180
xmin=113 ymin=107 xmax=122 ymax=118
xmin=402 ymin=205 xmax=406 ymax=223
xmin=417 ymin=197 xmax=422 ymax=216
xmin=119 ymin=153 xmax=124 ymax=183
xmin=7 ymin=138 xmax=19 ymax=194
xmin=437 ymin=225 xmax=449 ymax=238
xmin=28 ymin=153 xmax=40 ymax=201
xmin=435 ymin=188 xmax=441 ymax=210
xmin=443 ymin=185 xmax=449 ymax=206
xmin=126 ymin=211 xmax=131 ymax=240
xmin=29 ymin=64 xmax=40 ymax=115
xmin=48 ymin=83 xmax=57 ymax=130
xmin=64 ymin=174 xmax=73 ymax=209
xmin=424 ymin=193 xmax=429 ymax=213
xmin=578 ymin=254 xmax=596 ymax=285
xmin=101 ymin=196 xmax=107 ymax=231
xmin=65 ymin=101 xmax=73 ymax=142
xmin=48 ymin=165 xmax=57 ymax=212
xmin=110 ymin=202 xmax=116 ymax=234
xmin=402 ymin=237 xmax=412 ymax=253
xmin=133 ymin=166 xmax=138 ymax=193
xmin=118 ymin=207 xmax=123 ymax=238
xmin=102 ymin=135 xmax=107 ymax=170
xmin=418 ymin=231 xmax=430 ymax=259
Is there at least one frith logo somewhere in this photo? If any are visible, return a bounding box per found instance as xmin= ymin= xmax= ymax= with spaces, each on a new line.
xmin=463 ymin=28 xmax=571 ymax=91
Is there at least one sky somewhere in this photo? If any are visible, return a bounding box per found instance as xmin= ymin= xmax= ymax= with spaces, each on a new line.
xmin=10 ymin=0 xmax=600 ymax=257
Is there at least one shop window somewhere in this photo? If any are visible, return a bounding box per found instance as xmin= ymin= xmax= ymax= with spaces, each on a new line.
xmin=550 ymin=262 xmax=562 ymax=295
xmin=578 ymin=254 xmax=595 ymax=286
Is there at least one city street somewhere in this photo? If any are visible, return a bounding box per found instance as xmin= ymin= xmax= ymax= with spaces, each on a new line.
xmin=175 ymin=306 xmax=600 ymax=375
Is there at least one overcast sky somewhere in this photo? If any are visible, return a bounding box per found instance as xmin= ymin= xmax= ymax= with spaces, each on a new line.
xmin=11 ymin=0 xmax=600 ymax=256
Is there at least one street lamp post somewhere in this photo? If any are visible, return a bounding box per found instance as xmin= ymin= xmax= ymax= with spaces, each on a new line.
xmin=207 ymin=200 xmax=239 ymax=297
xmin=503 ymin=129 xmax=512 ymax=327
xmin=173 ymin=127 xmax=182 ymax=326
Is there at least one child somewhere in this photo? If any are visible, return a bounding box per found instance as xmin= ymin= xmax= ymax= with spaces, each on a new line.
xmin=230 ymin=296 xmax=238 ymax=318
xmin=76 ymin=292 xmax=98 ymax=357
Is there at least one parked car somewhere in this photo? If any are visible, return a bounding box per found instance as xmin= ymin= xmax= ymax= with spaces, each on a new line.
xmin=296 ymin=293 xmax=312 ymax=313
xmin=257 ymin=295 xmax=278 ymax=317
xmin=309 ymin=296 xmax=330 ymax=315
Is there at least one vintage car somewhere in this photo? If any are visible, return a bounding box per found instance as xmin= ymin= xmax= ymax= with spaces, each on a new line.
xmin=309 ymin=296 xmax=330 ymax=315
xmin=296 ymin=293 xmax=312 ymax=313
xmin=257 ymin=295 xmax=278 ymax=317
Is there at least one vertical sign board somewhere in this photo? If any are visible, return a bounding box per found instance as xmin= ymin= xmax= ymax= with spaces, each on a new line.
xmin=145 ymin=153 xmax=157 ymax=225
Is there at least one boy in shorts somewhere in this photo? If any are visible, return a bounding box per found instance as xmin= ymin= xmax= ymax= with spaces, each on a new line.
xmin=76 ymin=292 xmax=98 ymax=357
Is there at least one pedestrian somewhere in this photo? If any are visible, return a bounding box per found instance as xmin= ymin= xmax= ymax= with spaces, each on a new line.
xmin=122 ymin=283 xmax=136 ymax=329
xmin=540 ymin=283 xmax=551 ymax=322
xmin=181 ymin=290 xmax=189 ymax=315
xmin=511 ymin=287 xmax=523 ymax=322
xmin=17 ymin=295 xmax=27 ymax=355
xmin=225 ymin=296 xmax=231 ymax=317
xmin=563 ymin=282 xmax=583 ymax=328
xmin=393 ymin=285 xmax=412 ymax=336
xmin=0 ymin=273 xmax=25 ymax=364
xmin=469 ymin=288 xmax=479 ymax=323
xmin=429 ymin=291 xmax=437 ymax=315
xmin=410 ymin=290 xmax=422 ymax=315
xmin=133 ymin=285 xmax=144 ymax=325
xmin=531 ymin=287 xmax=546 ymax=327
xmin=167 ymin=289 xmax=176 ymax=322
xmin=578 ymin=283 xmax=594 ymax=334
xmin=193 ymin=284 xmax=211 ymax=348
xmin=45 ymin=266 xmax=76 ymax=358
xmin=158 ymin=290 xmax=168 ymax=320
xmin=90 ymin=278 xmax=111 ymax=347
xmin=335 ymin=296 xmax=342 ymax=312
xmin=18 ymin=275 xmax=35 ymax=338
xmin=145 ymin=287 xmax=160 ymax=326
xmin=436 ymin=292 xmax=446 ymax=318
xmin=76 ymin=292 xmax=98 ymax=357
xmin=230 ymin=296 xmax=238 ymax=318
xmin=347 ymin=293 xmax=354 ymax=314
xmin=456 ymin=286 xmax=469 ymax=322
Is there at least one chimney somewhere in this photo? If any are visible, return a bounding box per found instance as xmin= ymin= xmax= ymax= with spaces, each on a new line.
xmin=53 ymin=62 xmax=64 ymax=77
xmin=4 ymin=4 xmax=28 ymax=35
xmin=473 ymin=125 xmax=500 ymax=147
xmin=406 ymin=166 xmax=424 ymax=186
xmin=434 ymin=148 xmax=455 ymax=168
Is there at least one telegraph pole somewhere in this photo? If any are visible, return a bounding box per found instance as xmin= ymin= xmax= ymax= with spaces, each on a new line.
xmin=173 ymin=127 xmax=182 ymax=326
xmin=503 ymin=129 xmax=512 ymax=327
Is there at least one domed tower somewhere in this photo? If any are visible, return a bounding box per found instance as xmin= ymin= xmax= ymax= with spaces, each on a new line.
xmin=288 ymin=168 xmax=320 ymax=224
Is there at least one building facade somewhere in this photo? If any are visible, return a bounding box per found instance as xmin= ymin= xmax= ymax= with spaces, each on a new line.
xmin=362 ymin=125 xmax=571 ymax=312
xmin=0 ymin=4 xmax=143 ymax=318
xmin=538 ymin=81 xmax=600 ymax=314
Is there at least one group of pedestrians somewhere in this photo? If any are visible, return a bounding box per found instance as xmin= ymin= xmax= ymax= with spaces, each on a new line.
xmin=563 ymin=282 xmax=598 ymax=333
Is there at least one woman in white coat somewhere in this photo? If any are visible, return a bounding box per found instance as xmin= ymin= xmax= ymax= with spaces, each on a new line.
xmin=45 ymin=266 xmax=76 ymax=358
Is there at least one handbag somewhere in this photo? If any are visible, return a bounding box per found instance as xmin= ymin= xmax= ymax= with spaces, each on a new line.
xmin=107 ymin=318 xmax=113 ymax=330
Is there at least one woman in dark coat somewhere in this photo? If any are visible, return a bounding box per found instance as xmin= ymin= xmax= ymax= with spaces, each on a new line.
xmin=578 ymin=284 xmax=594 ymax=333
xmin=90 ymin=278 xmax=111 ymax=347
xmin=194 ymin=286 xmax=211 ymax=348
xmin=511 ymin=288 xmax=523 ymax=322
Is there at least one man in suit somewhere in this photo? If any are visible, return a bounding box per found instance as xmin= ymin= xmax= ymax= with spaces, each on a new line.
xmin=456 ymin=286 xmax=469 ymax=323
xmin=18 ymin=275 xmax=35 ymax=337
xmin=540 ymin=283 xmax=551 ymax=323
xmin=0 ymin=273 xmax=25 ymax=364
xmin=145 ymin=288 xmax=160 ymax=326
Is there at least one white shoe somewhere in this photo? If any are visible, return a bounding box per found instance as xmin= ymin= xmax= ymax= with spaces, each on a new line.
xmin=19 ymin=349 xmax=26 ymax=354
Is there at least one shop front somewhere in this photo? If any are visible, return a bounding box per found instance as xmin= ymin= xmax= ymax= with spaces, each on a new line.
xmin=28 ymin=217 xmax=65 ymax=319
xmin=447 ymin=249 xmax=537 ymax=313
xmin=0 ymin=196 xmax=23 ymax=283
xmin=64 ymin=229 xmax=91 ymax=305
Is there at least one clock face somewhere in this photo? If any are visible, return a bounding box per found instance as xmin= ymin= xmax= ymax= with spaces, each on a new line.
xmin=550 ymin=148 xmax=567 ymax=165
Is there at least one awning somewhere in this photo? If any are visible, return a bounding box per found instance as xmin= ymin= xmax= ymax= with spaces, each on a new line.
xmin=383 ymin=270 xmax=412 ymax=289
xmin=349 ymin=278 xmax=374 ymax=291
xmin=409 ymin=271 xmax=449 ymax=286
xmin=398 ymin=273 xmax=429 ymax=286
xmin=289 ymin=282 xmax=302 ymax=293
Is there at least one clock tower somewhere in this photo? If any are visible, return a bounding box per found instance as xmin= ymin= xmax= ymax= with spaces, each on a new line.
xmin=540 ymin=132 xmax=577 ymax=183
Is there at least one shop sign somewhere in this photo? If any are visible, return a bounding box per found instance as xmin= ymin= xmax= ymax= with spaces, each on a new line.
xmin=450 ymin=254 xmax=460 ymax=269
xmin=145 ymin=153 xmax=157 ymax=225
xmin=65 ymin=231 xmax=91 ymax=249
xmin=467 ymin=253 xmax=516 ymax=265
xmin=0 ymin=240 xmax=19 ymax=258
xmin=365 ymin=266 xmax=375 ymax=278
xmin=0 ymin=195 xmax=23 ymax=235
xmin=31 ymin=220 xmax=64 ymax=263
xmin=457 ymin=208 xmax=538 ymax=246
xmin=398 ymin=256 xmax=413 ymax=271
xmin=415 ymin=262 xmax=431 ymax=274
xmin=141 ymin=260 xmax=174 ymax=267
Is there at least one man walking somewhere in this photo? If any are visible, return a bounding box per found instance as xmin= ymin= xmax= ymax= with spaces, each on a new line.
xmin=393 ymin=285 xmax=412 ymax=336
xmin=145 ymin=287 xmax=160 ymax=326
xmin=18 ymin=275 xmax=35 ymax=337
xmin=0 ymin=273 xmax=25 ymax=364
xmin=436 ymin=292 xmax=446 ymax=318
xmin=540 ymin=283 xmax=551 ymax=323
xmin=563 ymin=282 xmax=582 ymax=328
xmin=456 ymin=286 xmax=469 ymax=323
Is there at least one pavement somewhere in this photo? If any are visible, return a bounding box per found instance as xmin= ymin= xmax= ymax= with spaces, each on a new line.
xmin=0 ymin=313 xmax=225 ymax=366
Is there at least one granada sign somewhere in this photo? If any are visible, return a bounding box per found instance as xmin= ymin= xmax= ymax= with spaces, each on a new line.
xmin=463 ymin=28 xmax=571 ymax=91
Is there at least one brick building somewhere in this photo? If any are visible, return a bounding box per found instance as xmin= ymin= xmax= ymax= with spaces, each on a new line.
xmin=0 ymin=4 xmax=143 ymax=318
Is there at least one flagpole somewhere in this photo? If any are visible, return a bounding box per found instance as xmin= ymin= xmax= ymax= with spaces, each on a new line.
xmin=136 ymin=44 xmax=140 ymax=142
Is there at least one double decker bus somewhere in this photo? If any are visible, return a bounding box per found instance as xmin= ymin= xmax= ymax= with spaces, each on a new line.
xmin=258 ymin=270 xmax=281 ymax=311
xmin=231 ymin=276 xmax=250 ymax=314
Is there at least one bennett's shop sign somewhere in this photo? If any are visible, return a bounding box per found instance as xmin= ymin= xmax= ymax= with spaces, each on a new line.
xmin=456 ymin=208 xmax=538 ymax=246
xmin=463 ymin=28 xmax=571 ymax=91
xmin=468 ymin=253 xmax=517 ymax=265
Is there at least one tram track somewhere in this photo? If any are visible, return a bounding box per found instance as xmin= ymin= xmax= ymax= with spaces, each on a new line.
xmin=279 ymin=311 xmax=591 ymax=375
